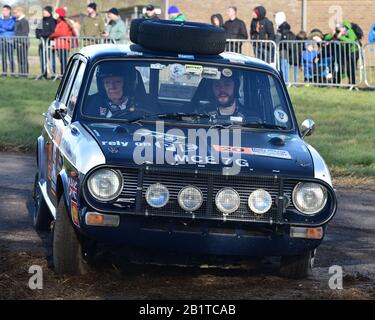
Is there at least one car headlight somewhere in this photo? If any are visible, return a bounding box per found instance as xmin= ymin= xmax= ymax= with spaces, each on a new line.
xmin=248 ymin=189 xmax=272 ymax=214
xmin=292 ymin=182 xmax=328 ymax=215
xmin=87 ymin=168 xmax=123 ymax=201
xmin=146 ymin=183 xmax=169 ymax=208
xmin=215 ymin=188 xmax=240 ymax=215
xmin=178 ymin=186 xmax=203 ymax=212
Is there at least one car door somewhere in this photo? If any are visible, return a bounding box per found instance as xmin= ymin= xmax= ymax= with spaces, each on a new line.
xmin=44 ymin=58 xmax=81 ymax=206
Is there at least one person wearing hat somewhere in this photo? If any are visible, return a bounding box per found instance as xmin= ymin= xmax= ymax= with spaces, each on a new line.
xmin=102 ymin=8 xmax=127 ymax=44
xmin=143 ymin=4 xmax=159 ymax=20
xmin=81 ymin=2 xmax=105 ymax=38
xmin=210 ymin=70 xmax=244 ymax=120
xmin=35 ymin=6 xmax=56 ymax=79
xmin=324 ymin=21 xmax=360 ymax=85
xmin=49 ymin=7 xmax=74 ymax=75
xmin=168 ymin=5 xmax=186 ymax=22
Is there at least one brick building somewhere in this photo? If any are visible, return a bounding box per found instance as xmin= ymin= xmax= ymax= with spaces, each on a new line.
xmin=48 ymin=0 xmax=375 ymax=43
xmin=169 ymin=0 xmax=374 ymax=43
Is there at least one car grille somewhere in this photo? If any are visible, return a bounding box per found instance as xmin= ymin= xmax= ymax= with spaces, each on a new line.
xmin=108 ymin=167 xmax=299 ymax=224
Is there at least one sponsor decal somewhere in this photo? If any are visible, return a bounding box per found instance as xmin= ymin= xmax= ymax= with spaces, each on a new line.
xmin=251 ymin=148 xmax=292 ymax=160
xmin=101 ymin=140 xmax=129 ymax=147
xmin=222 ymin=68 xmax=233 ymax=77
xmin=213 ymin=145 xmax=252 ymax=155
xmin=202 ymin=67 xmax=221 ymax=80
xmin=185 ymin=64 xmax=203 ymax=75
xmin=69 ymin=177 xmax=78 ymax=202
xmin=71 ymin=200 xmax=79 ymax=226
xmin=169 ymin=63 xmax=185 ymax=79
xmin=150 ymin=63 xmax=166 ymax=70
xmin=213 ymin=145 xmax=292 ymax=160
xmin=274 ymin=109 xmax=289 ymax=124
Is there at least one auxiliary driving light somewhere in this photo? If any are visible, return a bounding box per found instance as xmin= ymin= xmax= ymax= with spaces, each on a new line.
xmin=215 ymin=188 xmax=240 ymax=215
xmin=146 ymin=183 xmax=169 ymax=208
xmin=178 ymin=186 xmax=203 ymax=212
xmin=248 ymin=189 xmax=272 ymax=214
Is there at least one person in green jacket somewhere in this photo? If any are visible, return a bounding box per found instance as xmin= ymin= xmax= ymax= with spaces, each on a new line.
xmin=81 ymin=2 xmax=105 ymax=39
xmin=324 ymin=20 xmax=360 ymax=85
xmin=168 ymin=5 xmax=186 ymax=22
xmin=102 ymin=8 xmax=127 ymax=44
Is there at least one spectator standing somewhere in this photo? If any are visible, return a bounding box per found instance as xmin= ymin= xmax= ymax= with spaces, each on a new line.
xmin=274 ymin=12 xmax=295 ymax=84
xmin=35 ymin=6 xmax=56 ymax=79
xmin=81 ymin=3 xmax=105 ymax=39
xmin=102 ymin=8 xmax=127 ymax=44
xmin=168 ymin=6 xmax=186 ymax=22
xmin=0 ymin=5 xmax=16 ymax=75
xmin=14 ymin=6 xmax=29 ymax=77
xmin=369 ymin=24 xmax=375 ymax=43
xmin=325 ymin=21 xmax=361 ymax=85
xmin=223 ymin=6 xmax=248 ymax=53
xmin=143 ymin=4 xmax=159 ymax=20
xmin=49 ymin=7 xmax=74 ymax=76
xmin=210 ymin=14 xmax=224 ymax=28
xmin=250 ymin=6 xmax=275 ymax=63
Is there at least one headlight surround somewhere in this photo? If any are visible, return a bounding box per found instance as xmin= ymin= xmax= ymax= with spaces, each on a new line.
xmin=178 ymin=186 xmax=203 ymax=212
xmin=215 ymin=188 xmax=240 ymax=215
xmin=87 ymin=168 xmax=123 ymax=202
xmin=292 ymin=182 xmax=328 ymax=215
xmin=146 ymin=183 xmax=169 ymax=208
xmin=248 ymin=189 xmax=273 ymax=214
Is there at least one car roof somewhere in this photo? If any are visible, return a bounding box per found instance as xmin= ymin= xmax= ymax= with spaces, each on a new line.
xmin=78 ymin=44 xmax=278 ymax=73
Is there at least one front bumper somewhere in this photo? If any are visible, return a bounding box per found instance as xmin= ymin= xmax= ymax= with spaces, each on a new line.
xmin=79 ymin=214 xmax=323 ymax=257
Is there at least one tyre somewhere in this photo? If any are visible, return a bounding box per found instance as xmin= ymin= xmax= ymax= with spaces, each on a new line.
xmin=32 ymin=172 xmax=53 ymax=231
xmin=133 ymin=19 xmax=226 ymax=55
xmin=279 ymin=250 xmax=314 ymax=279
xmin=53 ymin=197 xmax=88 ymax=275
xmin=129 ymin=18 xmax=145 ymax=43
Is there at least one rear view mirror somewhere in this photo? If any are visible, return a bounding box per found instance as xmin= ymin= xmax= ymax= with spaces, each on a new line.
xmin=48 ymin=101 xmax=67 ymax=120
xmin=300 ymin=119 xmax=315 ymax=138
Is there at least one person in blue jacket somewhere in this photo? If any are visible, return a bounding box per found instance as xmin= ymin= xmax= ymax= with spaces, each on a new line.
xmin=369 ymin=24 xmax=375 ymax=43
xmin=0 ymin=5 xmax=16 ymax=75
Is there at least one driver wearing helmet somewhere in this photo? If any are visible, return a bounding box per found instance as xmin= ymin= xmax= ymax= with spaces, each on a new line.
xmin=89 ymin=63 xmax=135 ymax=118
xmin=210 ymin=69 xmax=244 ymax=121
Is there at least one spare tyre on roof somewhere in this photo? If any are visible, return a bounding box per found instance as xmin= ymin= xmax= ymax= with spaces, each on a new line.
xmin=130 ymin=19 xmax=227 ymax=55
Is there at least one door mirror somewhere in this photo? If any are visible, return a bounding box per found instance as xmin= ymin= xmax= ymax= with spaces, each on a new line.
xmin=48 ymin=101 xmax=68 ymax=120
xmin=300 ymin=119 xmax=315 ymax=138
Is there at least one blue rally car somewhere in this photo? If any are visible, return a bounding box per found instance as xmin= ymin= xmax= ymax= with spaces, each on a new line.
xmin=33 ymin=20 xmax=337 ymax=278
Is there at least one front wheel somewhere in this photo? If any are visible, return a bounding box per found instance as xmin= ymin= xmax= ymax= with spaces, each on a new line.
xmin=52 ymin=198 xmax=88 ymax=275
xmin=279 ymin=250 xmax=315 ymax=279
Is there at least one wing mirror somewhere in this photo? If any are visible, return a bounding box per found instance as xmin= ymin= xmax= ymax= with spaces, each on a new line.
xmin=300 ymin=119 xmax=315 ymax=138
xmin=48 ymin=102 xmax=68 ymax=124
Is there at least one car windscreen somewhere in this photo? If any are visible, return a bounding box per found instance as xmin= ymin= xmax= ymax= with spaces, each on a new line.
xmin=82 ymin=60 xmax=294 ymax=130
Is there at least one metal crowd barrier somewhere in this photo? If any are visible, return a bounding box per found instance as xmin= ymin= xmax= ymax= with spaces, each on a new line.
xmin=0 ymin=36 xmax=117 ymax=79
xmin=0 ymin=35 xmax=374 ymax=90
xmin=226 ymin=39 xmax=364 ymax=89
xmin=363 ymin=43 xmax=375 ymax=89
xmin=276 ymin=40 xmax=363 ymax=89
xmin=226 ymin=39 xmax=277 ymax=69
xmin=0 ymin=36 xmax=40 ymax=77
xmin=41 ymin=37 xmax=117 ymax=80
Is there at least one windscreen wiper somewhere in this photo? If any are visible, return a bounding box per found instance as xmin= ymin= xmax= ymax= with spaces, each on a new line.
xmin=127 ymin=112 xmax=211 ymax=123
xmin=241 ymin=122 xmax=289 ymax=130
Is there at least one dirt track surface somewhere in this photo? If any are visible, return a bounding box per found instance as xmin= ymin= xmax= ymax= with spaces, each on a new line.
xmin=0 ymin=152 xmax=374 ymax=300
